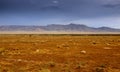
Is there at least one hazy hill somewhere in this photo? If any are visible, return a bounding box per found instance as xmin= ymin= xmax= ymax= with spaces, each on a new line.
xmin=0 ymin=24 xmax=120 ymax=32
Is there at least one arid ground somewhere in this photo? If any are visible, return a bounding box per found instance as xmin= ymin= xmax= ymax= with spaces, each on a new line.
xmin=0 ymin=34 xmax=120 ymax=72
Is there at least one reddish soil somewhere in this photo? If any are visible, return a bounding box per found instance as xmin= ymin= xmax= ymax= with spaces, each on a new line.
xmin=0 ymin=34 xmax=120 ymax=72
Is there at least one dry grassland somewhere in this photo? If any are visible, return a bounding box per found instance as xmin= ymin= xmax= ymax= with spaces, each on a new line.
xmin=0 ymin=34 xmax=120 ymax=72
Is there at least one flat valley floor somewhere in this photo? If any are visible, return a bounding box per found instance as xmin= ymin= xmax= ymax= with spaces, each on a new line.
xmin=0 ymin=34 xmax=120 ymax=72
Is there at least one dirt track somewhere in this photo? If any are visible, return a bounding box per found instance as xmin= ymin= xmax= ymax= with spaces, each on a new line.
xmin=0 ymin=34 xmax=120 ymax=72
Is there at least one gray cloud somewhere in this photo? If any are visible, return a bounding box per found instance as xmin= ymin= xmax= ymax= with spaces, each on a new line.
xmin=100 ymin=0 xmax=120 ymax=8
xmin=0 ymin=0 xmax=120 ymax=19
xmin=103 ymin=4 xmax=120 ymax=8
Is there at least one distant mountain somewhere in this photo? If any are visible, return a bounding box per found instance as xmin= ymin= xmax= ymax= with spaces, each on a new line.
xmin=0 ymin=24 xmax=120 ymax=32
xmin=0 ymin=25 xmax=41 ymax=31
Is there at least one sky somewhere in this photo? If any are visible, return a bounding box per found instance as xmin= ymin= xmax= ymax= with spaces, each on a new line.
xmin=0 ymin=0 xmax=120 ymax=28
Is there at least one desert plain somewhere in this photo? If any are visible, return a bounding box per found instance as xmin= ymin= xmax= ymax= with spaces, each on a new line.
xmin=0 ymin=34 xmax=120 ymax=72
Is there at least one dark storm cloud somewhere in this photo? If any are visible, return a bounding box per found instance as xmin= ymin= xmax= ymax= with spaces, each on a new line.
xmin=0 ymin=0 xmax=120 ymax=17
xmin=0 ymin=0 xmax=83 ymax=11
xmin=0 ymin=0 xmax=120 ymax=27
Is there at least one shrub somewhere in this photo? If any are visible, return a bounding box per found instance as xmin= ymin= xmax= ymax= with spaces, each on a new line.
xmin=95 ymin=67 xmax=105 ymax=72
xmin=39 ymin=68 xmax=51 ymax=72
xmin=48 ymin=61 xmax=56 ymax=67
xmin=0 ymin=47 xmax=5 ymax=55
xmin=76 ymin=61 xmax=86 ymax=69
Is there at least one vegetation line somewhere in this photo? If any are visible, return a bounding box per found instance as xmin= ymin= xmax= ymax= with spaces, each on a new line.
xmin=0 ymin=34 xmax=120 ymax=36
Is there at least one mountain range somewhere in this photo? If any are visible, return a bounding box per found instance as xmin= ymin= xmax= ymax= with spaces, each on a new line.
xmin=0 ymin=24 xmax=120 ymax=33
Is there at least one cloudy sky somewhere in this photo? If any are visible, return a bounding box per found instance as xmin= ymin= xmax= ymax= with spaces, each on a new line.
xmin=0 ymin=0 xmax=120 ymax=28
